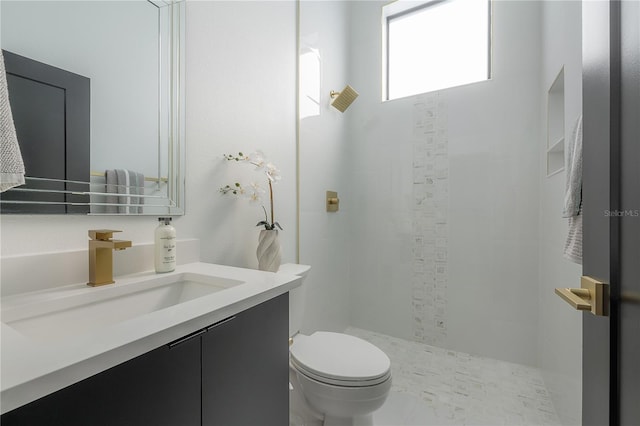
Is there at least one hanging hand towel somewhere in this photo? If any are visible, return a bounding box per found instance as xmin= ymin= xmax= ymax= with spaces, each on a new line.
xmin=136 ymin=172 xmax=145 ymax=213
xmin=105 ymin=170 xmax=118 ymax=213
xmin=116 ymin=169 xmax=130 ymax=214
xmin=563 ymin=115 xmax=583 ymax=264
xmin=128 ymin=170 xmax=138 ymax=214
xmin=0 ymin=50 xmax=25 ymax=192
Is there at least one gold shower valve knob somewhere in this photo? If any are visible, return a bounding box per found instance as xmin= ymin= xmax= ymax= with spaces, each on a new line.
xmin=326 ymin=191 xmax=339 ymax=212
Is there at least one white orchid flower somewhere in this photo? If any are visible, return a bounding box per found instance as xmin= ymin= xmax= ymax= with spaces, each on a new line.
xmin=265 ymin=163 xmax=281 ymax=183
xmin=245 ymin=182 xmax=265 ymax=202
xmin=220 ymin=150 xmax=282 ymax=231
xmin=247 ymin=150 xmax=267 ymax=169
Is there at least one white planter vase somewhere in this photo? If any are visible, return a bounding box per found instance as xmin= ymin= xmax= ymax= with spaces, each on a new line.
xmin=257 ymin=229 xmax=281 ymax=272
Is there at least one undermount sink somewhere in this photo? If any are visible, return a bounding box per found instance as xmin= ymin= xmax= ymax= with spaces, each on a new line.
xmin=1 ymin=272 xmax=243 ymax=342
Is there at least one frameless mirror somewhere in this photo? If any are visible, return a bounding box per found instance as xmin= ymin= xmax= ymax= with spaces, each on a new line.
xmin=0 ymin=0 xmax=185 ymax=215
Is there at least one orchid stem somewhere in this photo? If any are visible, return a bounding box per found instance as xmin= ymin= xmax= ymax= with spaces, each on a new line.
xmin=269 ymin=180 xmax=274 ymax=226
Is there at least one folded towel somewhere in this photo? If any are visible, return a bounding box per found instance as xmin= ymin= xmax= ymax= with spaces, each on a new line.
xmin=128 ymin=170 xmax=138 ymax=214
xmin=0 ymin=50 xmax=25 ymax=192
xmin=563 ymin=116 xmax=583 ymax=264
xmin=116 ymin=169 xmax=130 ymax=214
xmin=136 ymin=172 xmax=145 ymax=213
xmin=105 ymin=170 xmax=118 ymax=213
xmin=105 ymin=169 xmax=144 ymax=213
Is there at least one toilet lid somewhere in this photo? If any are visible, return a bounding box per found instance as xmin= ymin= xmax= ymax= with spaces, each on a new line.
xmin=290 ymin=332 xmax=391 ymax=386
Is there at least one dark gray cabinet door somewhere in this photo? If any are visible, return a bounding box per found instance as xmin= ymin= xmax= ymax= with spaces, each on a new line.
xmin=202 ymin=293 xmax=289 ymax=426
xmin=1 ymin=336 xmax=201 ymax=426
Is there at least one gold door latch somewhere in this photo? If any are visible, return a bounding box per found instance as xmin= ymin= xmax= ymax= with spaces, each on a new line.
xmin=555 ymin=276 xmax=608 ymax=316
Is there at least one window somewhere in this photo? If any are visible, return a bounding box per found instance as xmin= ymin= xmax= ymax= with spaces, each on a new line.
xmin=383 ymin=0 xmax=491 ymax=100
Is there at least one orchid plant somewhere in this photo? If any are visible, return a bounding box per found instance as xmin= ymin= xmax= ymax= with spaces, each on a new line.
xmin=220 ymin=151 xmax=283 ymax=231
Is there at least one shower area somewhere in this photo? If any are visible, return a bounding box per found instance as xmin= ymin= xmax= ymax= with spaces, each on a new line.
xmin=298 ymin=1 xmax=583 ymax=425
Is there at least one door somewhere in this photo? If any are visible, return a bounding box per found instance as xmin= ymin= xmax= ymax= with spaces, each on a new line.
xmin=582 ymin=1 xmax=640 ymax=425
xmin=618 ymin=1 xmax=640 ymax=424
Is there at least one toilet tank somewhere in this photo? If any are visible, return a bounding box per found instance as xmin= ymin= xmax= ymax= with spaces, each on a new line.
xmin=278 ymin=263 xmax=311 ymax=337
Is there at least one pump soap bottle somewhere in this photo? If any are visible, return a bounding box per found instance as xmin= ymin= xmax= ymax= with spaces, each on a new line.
xmin=155 ymin=217 xmax=176 ymax=273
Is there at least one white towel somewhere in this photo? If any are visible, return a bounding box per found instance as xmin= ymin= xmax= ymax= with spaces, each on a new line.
xmin=564 ymin=215 xmax=583 ymax=264
xmin=116 ymin=169 xmax=130 ymax=214
xmin=105 ymin=169 xmax=143 ymax=213
xmin=136 ymin=172 xmax=145 ymax=213
xmin=105 ymin=170 xmax=118 ymax=213
xmin=128 ymin=170 xmax=137 ymax=214
xmin=0 ymin=50 xmax=25 ymax=192
xmin=563 ymin=115 xmax=583 ymax=218
xmin=563 ymin=116 xmax=583 ymax=264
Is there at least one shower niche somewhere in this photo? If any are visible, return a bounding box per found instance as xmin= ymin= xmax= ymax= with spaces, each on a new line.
xmin=546 ymin=67 xmax=565 ymax=177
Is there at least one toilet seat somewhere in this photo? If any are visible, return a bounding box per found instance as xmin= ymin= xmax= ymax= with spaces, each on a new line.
xmin=290 ymin=332 xmax=391 ymax=387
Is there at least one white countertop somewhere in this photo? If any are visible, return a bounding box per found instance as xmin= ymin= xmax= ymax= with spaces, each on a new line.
xmin=0 ymin=262 xmax=301 ymax=414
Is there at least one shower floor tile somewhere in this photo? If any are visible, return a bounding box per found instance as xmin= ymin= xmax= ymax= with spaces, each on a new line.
xmin=345 ymin=327 xmax=562 ymax=426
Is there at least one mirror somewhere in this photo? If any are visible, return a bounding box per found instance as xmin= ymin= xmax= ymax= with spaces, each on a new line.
xmin=0 ymin=0 xmax=185 ymax=215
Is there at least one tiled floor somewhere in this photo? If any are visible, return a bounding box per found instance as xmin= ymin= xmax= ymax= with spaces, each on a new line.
xmin=345 ymin=327 xmax=562 ymax=426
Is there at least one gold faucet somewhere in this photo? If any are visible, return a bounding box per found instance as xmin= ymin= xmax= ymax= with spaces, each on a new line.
xmin=88 ymin=230 xmax=132 ymax=286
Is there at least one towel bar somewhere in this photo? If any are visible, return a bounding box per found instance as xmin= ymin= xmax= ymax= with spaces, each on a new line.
xmin=90 ymin=171 xmax=167 ymax=183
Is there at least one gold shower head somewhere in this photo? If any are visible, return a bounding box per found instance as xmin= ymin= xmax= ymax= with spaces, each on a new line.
xmin=330 ymin=85 xmax=359 ymax=112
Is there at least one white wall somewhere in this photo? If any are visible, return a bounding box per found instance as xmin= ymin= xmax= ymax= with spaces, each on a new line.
xmin=346 ymin=0 xmax=542 ymax=366
xmin=538 ymin=2 xmax=583 ymax=424
xmin=0 ymin=2 xmax=297 ymax=279
xmin=181 ymin=1 xmax=297 ymax=269
xmin=298 ymin=1 xmax=352 ymax=334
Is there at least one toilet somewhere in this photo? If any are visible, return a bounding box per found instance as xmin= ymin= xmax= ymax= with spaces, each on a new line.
xmin=280 ymin=264 xmax=392 ymax=426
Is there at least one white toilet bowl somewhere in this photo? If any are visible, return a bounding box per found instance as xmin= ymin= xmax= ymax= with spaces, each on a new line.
xmin=280 ymin=264 xmax=392 ymax=426
xmin=289 ymin=332 xmax=391 ymax=426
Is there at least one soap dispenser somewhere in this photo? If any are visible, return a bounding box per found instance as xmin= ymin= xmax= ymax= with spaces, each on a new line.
xmin=155 ymin=217 xmax=176 ymax=273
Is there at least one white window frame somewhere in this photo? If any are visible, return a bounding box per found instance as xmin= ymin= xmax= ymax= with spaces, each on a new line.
xmin=382 ymin=0 xmax=492 ymax=101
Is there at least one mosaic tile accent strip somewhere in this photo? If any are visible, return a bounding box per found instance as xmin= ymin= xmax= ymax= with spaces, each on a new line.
xmin=412 ymin=94 xmax=449 ymax=345
xmin=346 ymin=327 xmax=562 ymax=426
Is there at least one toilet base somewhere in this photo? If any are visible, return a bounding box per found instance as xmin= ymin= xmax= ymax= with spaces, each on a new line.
xmin=290 ymin=365 xmax=390 ymax=426
xmin=323 ymin=413 xmax=374 ymax=426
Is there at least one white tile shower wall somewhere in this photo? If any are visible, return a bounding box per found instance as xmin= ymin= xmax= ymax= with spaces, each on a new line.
xmin=0 ymin=3 xmax=297 ymax=278
xmin=538 ymin=2 xmax=583 ymax=424
xmin=347 ymin=1 xmax=541 ymax=366
xmin=298 ymin=1 xmax=352 ymax=334
xmin=411 ymin=94 xmax=449 ymax=345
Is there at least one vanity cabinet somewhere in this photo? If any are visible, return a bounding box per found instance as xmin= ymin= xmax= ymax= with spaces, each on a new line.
xmin=202 ymin=292 xmax=289 ymax=425
xmin=1 ymin=294 xmax=289 ymax=426
xmin=1 ymin=334 xmax=201 ymax=425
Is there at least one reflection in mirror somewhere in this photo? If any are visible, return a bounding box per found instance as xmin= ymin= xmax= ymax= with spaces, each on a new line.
xmin=0 ymin=0 xmax=185 ymax=215
xmin=299 ymin=47 xmax=321 ymax=119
